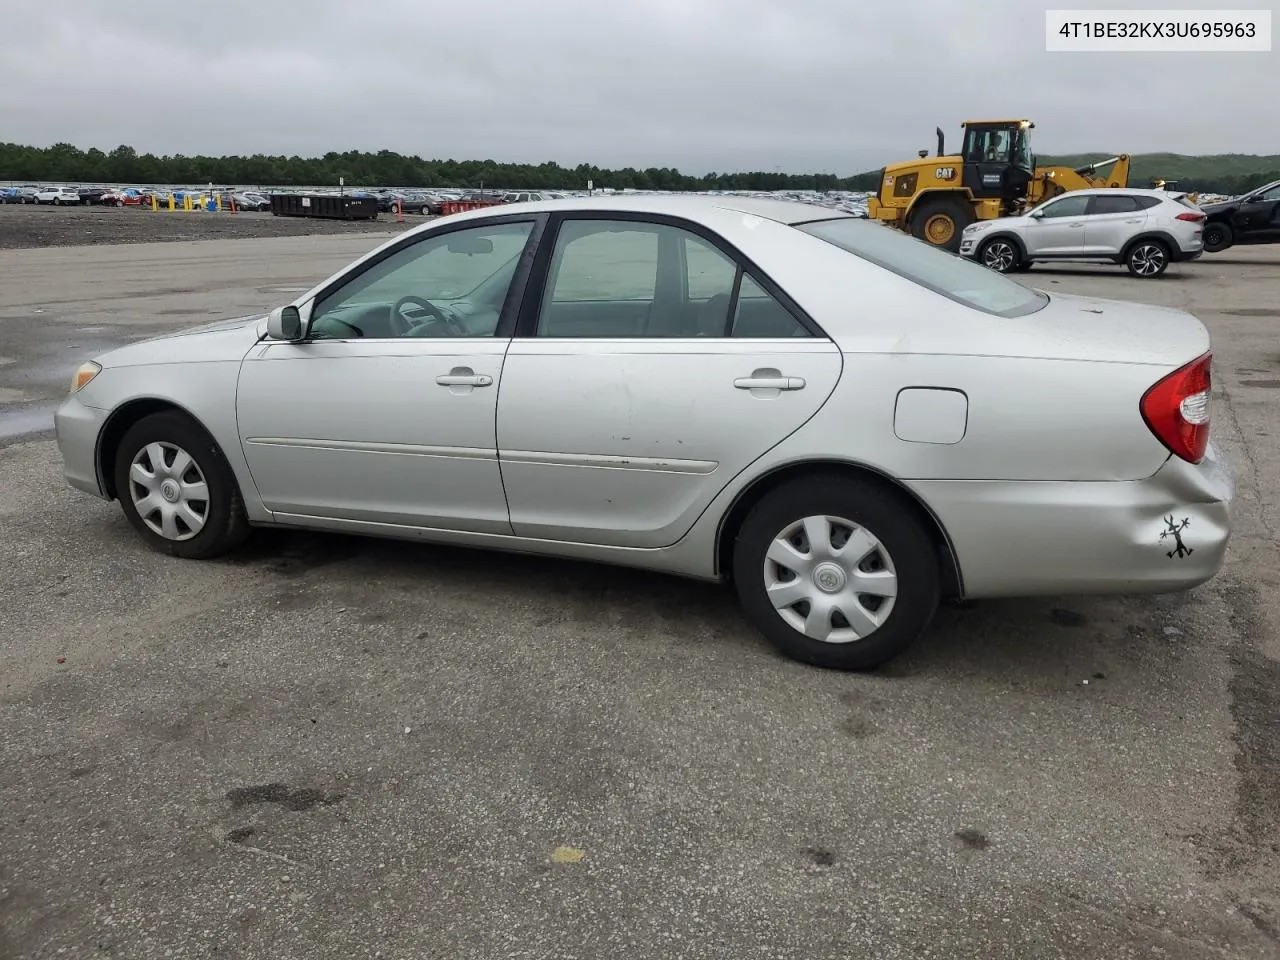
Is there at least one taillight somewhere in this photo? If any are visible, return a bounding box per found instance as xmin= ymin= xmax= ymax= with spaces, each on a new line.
xmin=1176 ymin=211 xmax=1205 ymax=222
xmin=1140 ymin=352 xmax=1211 ymax=463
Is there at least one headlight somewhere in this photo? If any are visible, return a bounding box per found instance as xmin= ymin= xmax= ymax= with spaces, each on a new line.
xmin=70 ymin=361 xmax=101 ymax=394
xmin=962 ymin=222 xmax=992 ymax=234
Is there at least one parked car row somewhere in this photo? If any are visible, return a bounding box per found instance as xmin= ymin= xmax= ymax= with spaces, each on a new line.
xmin=958 ymin=180 xmax=1280 ymax=278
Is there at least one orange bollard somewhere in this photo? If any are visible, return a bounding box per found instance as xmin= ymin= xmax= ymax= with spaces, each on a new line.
xmin=396 ymin=198 xmax=404 ymax=223
xmin=230 ymin=193 xmax=237 ymax=215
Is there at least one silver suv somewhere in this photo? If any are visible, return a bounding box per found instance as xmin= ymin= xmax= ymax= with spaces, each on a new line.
xmin=959 ymin=188 xmax=1205 ymax=278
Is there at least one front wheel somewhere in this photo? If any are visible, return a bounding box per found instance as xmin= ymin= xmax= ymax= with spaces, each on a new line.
xmin=979 ymin=237 xmax=1021 ymax=273
xmin=113 ymin=411 xmax=250 ymax=559
xmin=1126 ymin=240 xmax=1170 ymax=277
xmin=910 ymin=197 xmax=975 ymax=253
xmin=732 ymin=476 xmax=941 ymax=670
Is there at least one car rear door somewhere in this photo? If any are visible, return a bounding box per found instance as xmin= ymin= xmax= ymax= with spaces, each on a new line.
xmin=494 ymin=213 xmax=843 ymax=549
xmin=1082 ymin=193 xmax=1146 ymax=254
xmin=1022 ymin=194 xmax=1091 ymax=256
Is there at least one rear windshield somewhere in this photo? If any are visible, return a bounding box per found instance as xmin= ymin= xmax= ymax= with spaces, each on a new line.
xmin=794 ymin=217 xmax=1048 ymax=318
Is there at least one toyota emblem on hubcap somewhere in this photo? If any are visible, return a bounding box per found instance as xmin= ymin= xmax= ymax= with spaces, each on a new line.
xmin=813 ymin=561 xmax=846 ymax=593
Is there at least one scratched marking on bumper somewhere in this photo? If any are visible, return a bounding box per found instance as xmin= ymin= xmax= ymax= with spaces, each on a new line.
xmin=1161 ymin=516 xmax=1193 ymax=559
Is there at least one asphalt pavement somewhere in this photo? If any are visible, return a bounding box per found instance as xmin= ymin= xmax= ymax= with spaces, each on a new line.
xmin=1 ymin=233 xmax=1278 ymax=960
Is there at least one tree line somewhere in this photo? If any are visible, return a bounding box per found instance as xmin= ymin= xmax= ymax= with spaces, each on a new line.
xmin=1 ymin=142 xmax=1276 ymax=196
xmin=0 ymin=142 xmax=880 ymax=192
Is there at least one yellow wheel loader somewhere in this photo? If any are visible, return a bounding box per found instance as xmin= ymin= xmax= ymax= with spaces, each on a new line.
xmin=866 ymin=119 xmax=1132 ymax=252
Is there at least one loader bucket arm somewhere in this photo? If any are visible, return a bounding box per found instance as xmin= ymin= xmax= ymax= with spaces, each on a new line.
xmin=1027 ymin=154 xmax=1131 ymax=205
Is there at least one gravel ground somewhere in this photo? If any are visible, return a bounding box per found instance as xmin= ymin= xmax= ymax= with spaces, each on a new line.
xmin=2 ymin=228 xmax=1279 ymax=959
xmin=0 ymin=203 xmax=424 ymax=249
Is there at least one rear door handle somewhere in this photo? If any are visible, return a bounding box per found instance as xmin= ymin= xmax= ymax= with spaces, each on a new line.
xmin=734 ymin=376 xmax=805 ymax=390
xmin=1067 ymin=222 xmax=1084 ymax=228
xmin=1124 ymin=218 xmax=1143 ymax=223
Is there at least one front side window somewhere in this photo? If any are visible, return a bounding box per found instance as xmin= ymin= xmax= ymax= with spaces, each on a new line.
xmin=1253 ymin=183 xmax=1280 ymax=202
xmin=308 ymin=220 xmax=533 ymax=339
xmin=1012 ymin=129 xmax=1033 ymax=171
xmin=1036 ymin=195 xmax=1091 ymax=218
xmin=796 ymin=217 xmax=1047 ymax=318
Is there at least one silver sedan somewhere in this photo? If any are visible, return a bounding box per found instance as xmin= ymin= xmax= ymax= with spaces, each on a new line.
xmin=55 ymin=195 xmax=1233 ymax=670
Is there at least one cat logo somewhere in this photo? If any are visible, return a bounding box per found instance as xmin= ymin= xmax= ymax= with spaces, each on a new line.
xmin=935 ymin=167 xmax=957 ymax=180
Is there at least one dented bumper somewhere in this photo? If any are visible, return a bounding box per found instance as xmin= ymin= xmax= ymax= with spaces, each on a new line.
xmin=910 ymin=442 xmax=1233 ymax=598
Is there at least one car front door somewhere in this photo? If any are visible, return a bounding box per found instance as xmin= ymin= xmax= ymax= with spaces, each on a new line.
xmin=1082 ymin=193 xmax=1146 ymax=254
xmin=1232 ymin=184 xmax=1280 ymax=240
xmin=236 ymin=217 xmax=539 ymax=533
xmin=494 ymin=214 xmax=843 ymax=549
xmin=1023 ymin=194 xmax=1091 ymax=256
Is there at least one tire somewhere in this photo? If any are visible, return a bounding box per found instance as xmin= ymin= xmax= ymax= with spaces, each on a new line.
xmin=978 ymin=237 xmax=1021 ymax=273
xmin=1125 ymin=239 xmax=1170 ymax=278
xmin=113 ymin=411 xmax=250 ymax=559
xmin=731 ymin=475 xmax=941 ymax=671
xmin=1202 ymin=221 xmax=1233 ymax=253
xmin=910 ymin=196 xmax=975 ymax=252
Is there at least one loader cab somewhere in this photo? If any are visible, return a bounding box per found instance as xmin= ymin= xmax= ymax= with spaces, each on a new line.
xmin=960 ymin=120 xmax=1035 ymax=207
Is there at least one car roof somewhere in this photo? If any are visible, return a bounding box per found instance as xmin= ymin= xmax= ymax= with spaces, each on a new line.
xmin=1056 ymin=187 xmax=1181 ymax=198
xmin=489 ymin=193 xmax=851 ymax=225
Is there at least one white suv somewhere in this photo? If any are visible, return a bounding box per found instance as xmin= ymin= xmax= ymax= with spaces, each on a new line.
xmin=959 ymin=188 xmax=1205 ymax=278
xmin=34 ymin=187 xmax=82 ymax=206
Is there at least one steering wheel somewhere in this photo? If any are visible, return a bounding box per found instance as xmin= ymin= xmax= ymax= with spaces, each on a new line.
xmin=391 ymin=295 xmax=467 ymax=337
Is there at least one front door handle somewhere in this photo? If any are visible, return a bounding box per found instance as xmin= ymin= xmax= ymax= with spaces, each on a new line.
xmin=1067 ymin=222 xmax=1084 ymax=228
xmin=436 ymin=366 xmax=492 ymax=394
xmin=734 ymin=376 xmax=806 ymax=391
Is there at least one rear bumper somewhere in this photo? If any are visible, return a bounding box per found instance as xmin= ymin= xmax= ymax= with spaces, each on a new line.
xmin=911 ymin=442 xmax=1233 ymax=598
xmin=1171 ymin=247 xmax=1203 ymax=262
xmin=54 ymin=395 xmax=110 ymax=499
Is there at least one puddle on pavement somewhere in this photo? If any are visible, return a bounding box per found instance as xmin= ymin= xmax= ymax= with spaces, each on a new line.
xmin=0 ymin=401 xmax=57 ymax=442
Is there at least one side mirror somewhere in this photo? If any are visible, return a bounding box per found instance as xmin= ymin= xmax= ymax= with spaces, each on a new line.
xmin=267 ymin=304 xmax=304 ymax=341
xmin=1029 ymin=209 xmax=1045 ymax=219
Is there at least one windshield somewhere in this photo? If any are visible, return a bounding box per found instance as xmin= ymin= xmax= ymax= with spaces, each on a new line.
xmin=795 ymin=218 xmax=1048 ymax=318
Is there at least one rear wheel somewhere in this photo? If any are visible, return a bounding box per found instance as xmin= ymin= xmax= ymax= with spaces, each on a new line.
xmin=732 ymin=476 xmax=941 ymax=671
xmin=1126 ymin=239 xmax=1170 ymax=277
xmin=113 ymin=411 xmax=250 ymax=559
xmin=910 ymin=197 xmax=975 ymax=252
xmin=1202 ymin=221 xmax=1233 ymax=253
xmin=979 ymin=237 xmax=1021 ymax=273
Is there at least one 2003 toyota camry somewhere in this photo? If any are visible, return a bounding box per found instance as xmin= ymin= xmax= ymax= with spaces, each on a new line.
xmin=55 ymin=195 xmax=1232 ymax=670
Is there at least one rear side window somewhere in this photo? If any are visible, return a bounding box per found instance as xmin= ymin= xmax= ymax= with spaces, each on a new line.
xmin=1088 ymin=195 xmax=1141 ymax=215
xmin=795 ymin=217 xmax=1047 ymax=318
xmin=1135 ymin=196 xmax=1165 ymax=209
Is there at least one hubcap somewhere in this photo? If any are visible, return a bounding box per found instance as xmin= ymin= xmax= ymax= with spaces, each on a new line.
xmin=763 ymin=515 xmax=899 ymax=644
xmin=982 ymin=241 xmax=1015 ymax=271
xmin=1131 ymin=245 xmax=1165 ymax=275
xmin=925 ymin=214 xmax=955 ymax=245
xmin=128 ymin=441 xmax=210 ymax=541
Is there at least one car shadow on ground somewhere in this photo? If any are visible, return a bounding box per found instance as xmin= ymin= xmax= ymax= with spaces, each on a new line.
xmin=1023 ymin=267 xmax=1191 ymax=281
xmin=213 ymin=526 xmax=1189 ymax=684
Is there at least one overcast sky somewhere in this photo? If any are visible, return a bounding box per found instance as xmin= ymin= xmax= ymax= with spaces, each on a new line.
xmin=1 ymin=0 xmax=1275 ymax=175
